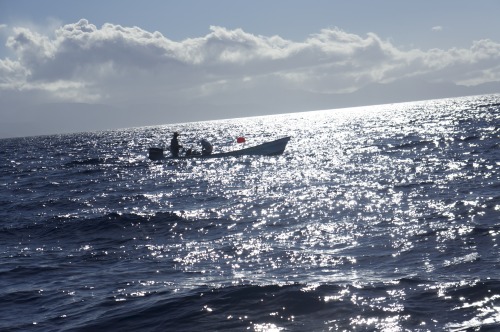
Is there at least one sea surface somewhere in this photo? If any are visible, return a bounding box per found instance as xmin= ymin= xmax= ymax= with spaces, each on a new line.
xmin=1 ymin=95 xmax=499 ymax=331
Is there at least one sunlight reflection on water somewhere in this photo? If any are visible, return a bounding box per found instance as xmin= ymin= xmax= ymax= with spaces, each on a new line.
xmin=118 ymin=96 xmax=499 ymax=296
xmin=3 ymin=95 xmax=498 ymax=331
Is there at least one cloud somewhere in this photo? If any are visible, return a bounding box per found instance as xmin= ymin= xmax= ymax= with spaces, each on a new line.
xmin=1 ymin=18 xmax=500 ymax=137
xmin=432 ymin=26 xmax=443 ymax=32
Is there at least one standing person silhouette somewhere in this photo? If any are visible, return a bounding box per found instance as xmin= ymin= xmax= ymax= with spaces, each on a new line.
xmin=170 ymin=132 xmax=182 ymax=157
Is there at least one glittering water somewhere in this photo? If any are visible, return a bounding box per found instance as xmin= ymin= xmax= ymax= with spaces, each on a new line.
xmin=1 ymin=95 xmax=499 ymax=331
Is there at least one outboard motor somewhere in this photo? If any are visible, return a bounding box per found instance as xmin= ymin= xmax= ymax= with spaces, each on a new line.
xmin=149 ymin=147 xmax=164 ymax=160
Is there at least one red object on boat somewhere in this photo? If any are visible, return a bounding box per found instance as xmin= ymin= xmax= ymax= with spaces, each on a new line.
xmin=237 ymin=137 xmax=246 ymax=143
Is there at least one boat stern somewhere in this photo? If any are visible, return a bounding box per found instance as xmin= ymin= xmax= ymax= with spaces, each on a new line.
xmin=148 ymin=147 xmax=164 ymax=160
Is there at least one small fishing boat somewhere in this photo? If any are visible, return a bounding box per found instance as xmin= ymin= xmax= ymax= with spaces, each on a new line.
xmin=149 ymin=136 xmax=291 ymax=160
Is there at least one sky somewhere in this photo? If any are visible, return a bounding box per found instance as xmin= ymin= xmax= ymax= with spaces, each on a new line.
xmin=1 ymin=0 xmax=500 ymax=138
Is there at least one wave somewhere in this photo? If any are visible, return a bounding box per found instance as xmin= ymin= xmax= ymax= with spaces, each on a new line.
xmin=388 ymin=139 xmax=436 ymax=151
xmin=0 ymin=211 xmax=185 ymax=245
xmin=67 ymin=279 xmax=500 ymax=331
xmin=65 ymin=157 xmax=107 ymax=166
xmin=70 ymin=283 xmax=343 ymax=331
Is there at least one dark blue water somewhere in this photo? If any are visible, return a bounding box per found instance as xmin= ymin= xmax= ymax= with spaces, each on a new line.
xmin=1 ymin=95 xmax=499 ymax=331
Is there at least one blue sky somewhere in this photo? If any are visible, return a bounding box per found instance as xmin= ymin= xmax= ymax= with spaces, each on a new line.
xmin=1 ymin=0 xmax=500 ymax=137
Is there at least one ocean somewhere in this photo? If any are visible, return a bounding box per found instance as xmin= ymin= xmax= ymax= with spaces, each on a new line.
xmin=1 ymin=94 xmax=499 ymax=331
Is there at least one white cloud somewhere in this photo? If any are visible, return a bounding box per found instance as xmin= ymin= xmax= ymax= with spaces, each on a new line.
xmin=0 ymin=57 xmax=29 ymax=86
xmin=3 ymin=20 xmax=498 ymax=94
xmin=432 ymin=26 xmax=443 ymax=31
xmin=1 ymin=18 xmax=500 ymax=137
